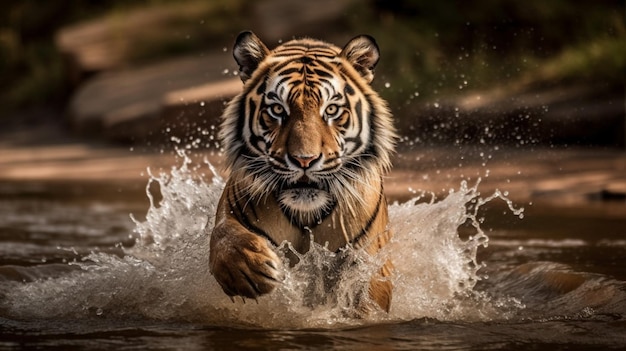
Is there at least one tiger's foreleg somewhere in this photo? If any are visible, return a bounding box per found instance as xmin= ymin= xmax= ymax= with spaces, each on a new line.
xmin=362 ymin=224 xmax=393 ymax=313
xmin=368 ymin=259 xmax=393 ymax=312
xmin=209 ymin=202 xmax=283 ymax=299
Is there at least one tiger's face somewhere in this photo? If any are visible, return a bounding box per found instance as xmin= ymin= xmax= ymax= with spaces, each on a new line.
xmin=220 ymin=32 xmax=396 ymax=225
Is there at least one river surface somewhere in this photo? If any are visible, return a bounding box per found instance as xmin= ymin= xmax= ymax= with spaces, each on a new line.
xmin=1 ymin=154 xmax=626 ymax=350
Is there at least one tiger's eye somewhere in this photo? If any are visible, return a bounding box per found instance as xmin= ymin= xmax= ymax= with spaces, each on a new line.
xmin=325 ymin=104 xmax=338 ymax=116
xmin=270 ymin=104 xmax=284 ymax=116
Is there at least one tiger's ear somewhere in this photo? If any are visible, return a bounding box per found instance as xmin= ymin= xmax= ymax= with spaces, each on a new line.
xmin=233 ymin=31 xmax=270 ymax=82
xmin=340 ymin=35 xmax=380 ymax=83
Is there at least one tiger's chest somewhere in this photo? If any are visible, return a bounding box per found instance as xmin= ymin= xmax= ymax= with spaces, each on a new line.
xmin=236 ymin=188 xmax=355 ymax=254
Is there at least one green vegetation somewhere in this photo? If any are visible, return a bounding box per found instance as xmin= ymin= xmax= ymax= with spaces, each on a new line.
xmin=347 ymin=1 xmax=625 ymax=108
xmin=531 ymin=36 xmax=626 ymax=86
xmin=0 ymin=0 xmax=246 ymax=114
xmin=1 ymin=0 xmax=624 ymax=117
xmin=99 ymin=0 xmax=246 ymax=64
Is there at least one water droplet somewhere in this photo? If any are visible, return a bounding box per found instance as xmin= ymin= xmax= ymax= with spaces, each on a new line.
xmin=384 ymin=82 xmax=391 ymax=88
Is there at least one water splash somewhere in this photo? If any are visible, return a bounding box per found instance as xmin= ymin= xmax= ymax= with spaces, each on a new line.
xmin=0 ymin=151 xmax=523 ymax=329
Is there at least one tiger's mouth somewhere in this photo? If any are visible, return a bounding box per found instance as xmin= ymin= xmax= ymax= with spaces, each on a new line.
xmin=281 ymin=176 xmax=328 ymax=192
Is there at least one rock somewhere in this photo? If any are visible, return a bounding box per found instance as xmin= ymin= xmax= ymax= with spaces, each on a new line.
xmin=54 ymin=3 xmax=224 ymax=84
xmin=59 ymin=0 xmax=357 ymax=143
xmin=68 ymin=53 xmax=238 ymax=141
xmin=104 ymin=78 xmax=242 ymax=143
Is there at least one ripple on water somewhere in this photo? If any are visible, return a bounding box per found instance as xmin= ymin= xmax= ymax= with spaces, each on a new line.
xmin=0 ymin=152 xmax=552 ymax=329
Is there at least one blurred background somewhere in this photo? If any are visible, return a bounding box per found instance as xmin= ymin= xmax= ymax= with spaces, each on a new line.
xmin=2 ymin=3 xmax=626 ymax=347
xmin=0 ymin=0 xmax=624 ymax=202
xmin=0 ymin=0 xmax=626 ymax=147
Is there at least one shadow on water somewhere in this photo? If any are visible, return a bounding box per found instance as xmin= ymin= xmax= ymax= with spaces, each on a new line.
xmin=1 ymin=155 xmax=626 ymax=350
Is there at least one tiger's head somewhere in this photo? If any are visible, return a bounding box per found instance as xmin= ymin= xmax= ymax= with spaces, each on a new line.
xmin=220 ymin=31 xmax=396 ymax=225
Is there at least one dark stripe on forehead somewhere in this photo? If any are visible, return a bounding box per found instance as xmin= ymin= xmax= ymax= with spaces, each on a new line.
xmin=288 ymin=80 xmax=303 ymax=88
xmin=269 ymin=55 xmax=337 ymax=77
xmin=278 ymin=41 xmax=337 ymax=50
xmin=309 ymin=58 xmax=336 ymax=71
xmin=276 ymin=67 xmax=301 ymax=76
xmin=273 ymin=50 xmax=337 ymax=59
xmin=313 ymin=68 xmax=333 ymax=78
xmin=271 ymin=57 xmax=300 ymax=73
xmin=275 ymin=43 xmax=338 ymax=54
xmin=258 ymin=52 xmax=343 ymax=106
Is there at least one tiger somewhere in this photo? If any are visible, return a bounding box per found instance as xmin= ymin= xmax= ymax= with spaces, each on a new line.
xmin=209 ymin=31 xmax=397 ymax=312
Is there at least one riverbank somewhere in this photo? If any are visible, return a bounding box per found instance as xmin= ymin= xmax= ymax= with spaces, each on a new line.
xmin=1 ymin=111 xmax=624 ymax=210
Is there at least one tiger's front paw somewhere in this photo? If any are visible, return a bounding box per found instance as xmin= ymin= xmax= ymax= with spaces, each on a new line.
xmin=209 ymin=227 xmax=283 ymax=299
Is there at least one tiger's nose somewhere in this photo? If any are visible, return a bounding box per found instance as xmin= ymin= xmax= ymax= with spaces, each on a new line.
xmin=288 ymin=154 xmax=321 ymax=169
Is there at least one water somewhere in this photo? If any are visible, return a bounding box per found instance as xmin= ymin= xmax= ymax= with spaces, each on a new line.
xmin=1 ymin=153 xmax=626 ymax=350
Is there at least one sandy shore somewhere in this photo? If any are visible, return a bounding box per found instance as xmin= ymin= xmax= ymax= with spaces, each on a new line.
xmin=1 ymin=119 xmax=625 ymax=210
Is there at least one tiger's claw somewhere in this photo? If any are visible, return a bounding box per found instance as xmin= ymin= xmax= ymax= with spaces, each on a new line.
xmin=210 ymin=224 xmax=283 ymax=299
